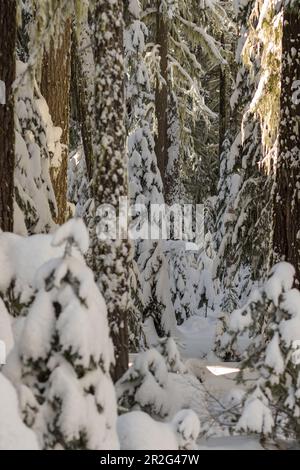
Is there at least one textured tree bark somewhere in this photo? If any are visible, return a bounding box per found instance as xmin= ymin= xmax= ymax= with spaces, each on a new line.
xmin=93 ymin=0 xmax=132 ymax=382
xmin=165 ymin=92 xmax=180 ymax=205
xmin=273 ymin=5 xmax=300 ymax=283
xmin=71 ymin=24 xmax=94 ymax=181
xmin=0 ymin=0 xmax=16 ymax=232
xmin=41 ymin=20 xmax=71 ymax=225
xmin=155 ymin=3 xmax=169 ymax=190
xmin=219 ymin=35 xmax=228 ymax=157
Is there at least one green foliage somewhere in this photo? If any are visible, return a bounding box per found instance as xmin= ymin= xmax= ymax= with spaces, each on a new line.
xmin=229 ymin=263 xmax=300 ymax=442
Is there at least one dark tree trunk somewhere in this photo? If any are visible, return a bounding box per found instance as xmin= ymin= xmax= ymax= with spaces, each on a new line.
xmin=0 ymin=0 xmax=16 ymax=232
xmin=155 ymin=3 xmax=168 ymax=189
xmin=41 ymin=20 xmax=71 ymax=225
xmin=165 ymin=92 xmax=180 ymax=205
xmin=273 ymin=5 xmax=300 ymax=283
xmin=93 ymin=0 xmax=131 ymax=382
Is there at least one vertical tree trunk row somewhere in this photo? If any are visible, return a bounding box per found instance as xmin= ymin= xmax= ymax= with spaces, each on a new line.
xmin=0 ymin=0 xmax=16 ymax=232
xmin=273 ymin=5 xmax=300 ymax=283
xmin=93 ymin=0 xmax=132 ymax=381
xmin=155 ymin=3 xmax=169 ymax=190
xmin=41 ymin=19 xmax=71 ymax=225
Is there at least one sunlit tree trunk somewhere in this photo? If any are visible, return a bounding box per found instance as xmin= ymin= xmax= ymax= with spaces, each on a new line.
xmin=41 ymin=19 xmax=71 ymax=224
xmin=273 ymin=4 xmax=300 ymax=283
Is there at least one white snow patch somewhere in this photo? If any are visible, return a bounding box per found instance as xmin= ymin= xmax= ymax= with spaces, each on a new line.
xmin=52 ymin=218 xmax=89 ymax=254
xmin=0 ymin=374 xmax=39 ymax=450
xmin=265 ymin=262 xmax=295 ymax=306
xmin=0 ymin=298 xmax=14 ymax=356
xmin=0 ymin=80 xmax=5 ymax=104
xmin=118 ymin=409 xmax=200 ymax=450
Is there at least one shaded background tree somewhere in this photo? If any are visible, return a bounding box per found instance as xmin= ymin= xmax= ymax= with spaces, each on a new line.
xmin=91 ymin=0 xmax=132 ymax=381
xmin=273 ymin=1 xmax=300 ymax=284
xmin=41 ymin=18 xmax=71 ymax=224
xmin=0 ymin=0 xmax=17 ymax=231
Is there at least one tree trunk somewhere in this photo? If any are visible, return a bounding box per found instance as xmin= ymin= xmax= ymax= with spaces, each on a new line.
xmin=41 ymin=20 xmax=71 ymax=225
xmin=0 ymin=0 xmax=16 ymax=232
xmin=273 ymin=5 xmax=300 ymax=283
xmin=71 ymin=22 xmax=94 ymax=181
xmin=165 ymin=92 xmax=180 ymax=205
xmin=93 ymin=0 xmax=132 ymax=382
xmin=155 ymin=3 xmax=168 ymax=190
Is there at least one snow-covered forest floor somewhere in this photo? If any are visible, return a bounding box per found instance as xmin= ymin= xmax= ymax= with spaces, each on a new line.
xmin=1 ymin=0 xmax=300 ymax=452
xmin=1 ymin=212 xmax=300 ymax=450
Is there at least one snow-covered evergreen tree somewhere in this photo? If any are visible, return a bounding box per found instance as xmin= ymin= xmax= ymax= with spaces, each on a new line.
xmin=166 ymin=242 xmax=196 ymax=324
xmin=230 ymin=263 xmax=300 ymax=441
xmin=117 ymin=336 xmax=207 ymax=425
xmin=127 ymin=259 xmax=145 ymax=352
xmin=117 ymin=348 xmax=171 ymax=419
xmin=68 ymin=3 xmax=95 ymax=218
xmin=197 ymin=232 xmax=217 ymax=315
xmin=118 ymin=408 xmax=200 ymax=450
xmin=139 ymin=241 xmax=177 ymax=341
xmin=0 ymin=373 xmax=39 ymax=450
xmin=125 ymin=2 xmax=178 ymax=343
xmin=213 ymin=132 xmax=235 ymax=252
xmin=155 ymin=336 xmax=186 ymax=374
xmin=213 ymin=0 xmax=276 ymax=297
xmin=12 ymin=219 xmax=119 ymax=449
xmin=14 ymin=0 xmax=87 ymax=234
xmin=125 ymin=0 xmax=164 ymax=235
xmin=14 ymin=61 xmax=59 ymax=234
xmin=117 ymin=337 xmax=186 ymax=418
xmin=214 ymin=280 xmax=240 ymax=360
xmin=142 ymin=0 xmax=230 ymax=191
xmin=90 ymin=0 xmax=133 ymax=380
xmin=67 ymin=147 xmax=89 ymax=218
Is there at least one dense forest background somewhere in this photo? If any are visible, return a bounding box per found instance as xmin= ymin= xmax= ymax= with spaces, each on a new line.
xmin=0 ymin=0 xmax=299 ymax=451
